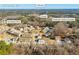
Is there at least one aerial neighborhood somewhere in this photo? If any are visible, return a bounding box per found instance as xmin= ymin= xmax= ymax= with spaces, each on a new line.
xmin=0 ymin=9 xmax=79 ymax=55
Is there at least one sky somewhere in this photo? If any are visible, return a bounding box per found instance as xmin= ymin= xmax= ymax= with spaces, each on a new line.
xmin=0 ymin=4 xmax=79 ymax=9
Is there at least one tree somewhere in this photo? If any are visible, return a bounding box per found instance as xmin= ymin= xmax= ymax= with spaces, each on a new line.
xmin=67 ymin=19 xmax=79 ymax=28
xmin=54 ymin=22 xmax=69 ymax=37
xmin=19 ymin=16 xmax=29 ymax=24
xmin=0 ymin=41 xmax=13 ymax=55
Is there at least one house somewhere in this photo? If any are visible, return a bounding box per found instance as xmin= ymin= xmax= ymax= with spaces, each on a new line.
xmin=4 ymin=37 xmax=19 ymax=44
xmin=38 ymin=14 xmax=48 ymax=18
xmin=7 ymin=28 xmax=22 ymax=37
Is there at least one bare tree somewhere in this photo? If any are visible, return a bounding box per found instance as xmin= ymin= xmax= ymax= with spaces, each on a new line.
xmin=54 ymin=22 xmax=69 ymax=37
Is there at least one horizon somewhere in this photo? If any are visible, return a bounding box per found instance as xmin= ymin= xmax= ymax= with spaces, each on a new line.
xmin=0 ymin=4 xmax=79 ymax=9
